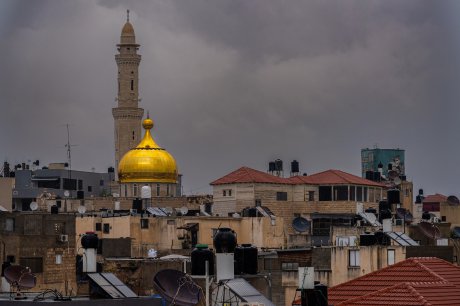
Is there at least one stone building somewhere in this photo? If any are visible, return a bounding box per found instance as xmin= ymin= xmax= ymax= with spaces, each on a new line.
xmin=0 ymin=212 xmax=77 ymax=293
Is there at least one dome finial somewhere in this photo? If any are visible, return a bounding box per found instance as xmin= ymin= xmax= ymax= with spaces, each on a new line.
xmin=127 ymin=9 xmax=130 ymax=22
xmin=147 ymin=110 xmax=150 ymax=119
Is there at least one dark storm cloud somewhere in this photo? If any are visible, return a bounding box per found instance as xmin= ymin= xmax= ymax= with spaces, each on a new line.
xmin=1 ymin=1 xmax=459 ymax=195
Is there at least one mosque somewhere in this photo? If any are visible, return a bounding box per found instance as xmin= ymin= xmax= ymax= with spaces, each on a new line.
xmin=113 ymin=12 xmax=181 ymax=198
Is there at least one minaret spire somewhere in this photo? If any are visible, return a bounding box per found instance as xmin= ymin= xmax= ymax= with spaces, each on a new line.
xmin=127 ymin=9 xmax=130 ymax=22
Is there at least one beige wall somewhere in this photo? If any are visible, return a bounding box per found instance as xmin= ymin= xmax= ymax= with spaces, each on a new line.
xmin=0 ymin=178 xmax=14 ymax=211
xmin=75 ymin=215 xmax=286 ymax=257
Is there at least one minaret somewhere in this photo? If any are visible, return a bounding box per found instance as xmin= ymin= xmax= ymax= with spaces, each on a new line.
xmin=112 ymin=10 xmax=144 ymax=178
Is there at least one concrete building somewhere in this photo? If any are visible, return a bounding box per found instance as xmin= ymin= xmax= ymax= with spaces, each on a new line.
xmin=12 ymin=166 xmax=112 ymax=211
xmin=0 ymin=177 xmax=14 ymax=211
xmin=211 ymin=166 xmax=386 ymax=246
xmin=361 ymin=147 xmax=405 ymax=179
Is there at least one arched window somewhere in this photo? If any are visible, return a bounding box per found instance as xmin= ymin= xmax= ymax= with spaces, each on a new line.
xmin=131 ymin=80 xmax=134 ymax=91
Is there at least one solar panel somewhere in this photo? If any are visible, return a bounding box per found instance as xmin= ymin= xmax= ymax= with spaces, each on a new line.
xmin=358 ymin=212 xmax=382 ymax=226
xmin=225 ymin=278 xmax=275 ymax=306
xmin=146 ymin=207 xmax=168 ymax=216
xmin=385 ymin=232 xmax=419 ymax=246
xmin=87 ymin=273 xmax=138 ymax=299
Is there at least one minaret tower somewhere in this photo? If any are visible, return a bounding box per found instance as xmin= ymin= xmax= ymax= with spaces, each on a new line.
xmin=112 ymin=10 xmax=144 ymax=178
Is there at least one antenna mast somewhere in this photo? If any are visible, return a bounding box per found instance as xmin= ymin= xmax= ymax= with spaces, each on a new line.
xmin=65 ymin=124 xmax=77 ymax=197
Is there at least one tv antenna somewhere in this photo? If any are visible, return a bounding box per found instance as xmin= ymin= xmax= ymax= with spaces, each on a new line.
xmin=64 ymin=124 xmax=77 ymax=195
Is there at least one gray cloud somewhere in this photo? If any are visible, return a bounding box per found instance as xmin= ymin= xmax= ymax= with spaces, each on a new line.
xmin=1 ymin=0 xmax=459 ymax=195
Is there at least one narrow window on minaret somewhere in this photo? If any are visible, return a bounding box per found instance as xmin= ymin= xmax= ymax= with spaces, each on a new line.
xmin=131 ymin=80 xmax=134 ymax=91
xmin=132 ymin=131 xmax=135 ymax=140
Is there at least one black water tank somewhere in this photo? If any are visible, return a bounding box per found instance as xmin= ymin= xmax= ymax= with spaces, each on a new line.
xmin=419 ymin=189 xmax=424 ymax=195
xmin=1 ymin=262 xmax=11 ymax=277
xmin=291 ymin=160 xmax=299 ymax=173
xmin=268 ymin=162 xmax=276 ymax=172
xmin=81 ymin=232 xmax=99 ymax=249
xmin=213 ymin=228 xmax=237 ymax=253
xmin=365 ymin=171 xmax=373 ymax=180
xmin=242 ymin=244 xmax=258 ymax=274
xmin=314 ymin=283 xmax=328 ymax=306
xmin=132 ymin=198 xmax=142 ymax=211
xmin=378 ymin=200 xmax=390 ymax=212
xmin=379 ymin=209 xmax=392 ymax=220
xmin=51 ymin=205 xmax=59 ymax=214
xmin=422 ymin=211 xmax=431 ymax=220
xmin=191 ymin=244 xmax=214 ymax=275
xmin=374 ymin=231 xmax=390 ymax=246
xmin=373 ymin=172 xmax=381 ymax=182
xmin=387 ymin=189 xmax=400 ymax=205
xmin=360 ymin=234 xmax=377 ymax=246
xmin=274 ymin=159 xmax=283 ymax=172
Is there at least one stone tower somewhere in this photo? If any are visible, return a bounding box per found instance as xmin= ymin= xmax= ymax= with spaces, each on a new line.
xmin=112 ymin=11 xmax=144 ymax=178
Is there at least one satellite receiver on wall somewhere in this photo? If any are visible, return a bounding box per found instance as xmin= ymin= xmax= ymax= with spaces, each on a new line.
xmin=78 ymin=206 xmax=86 ymax=214
xmin=152 ymin=269 xmax=203 ymax=306
xmin=4 ymin=265 xmax=36 ymax=299
xmin=64 ymin=190 xmax=70 ymax=198
xmin=29 ymin=201 xmax=38 ymax=211
xmin=447 ymin=195 xmax=460 ymax=206
xmin=180 ymin=207 xmax=189 ymax=216
xmin=292 ymin=216 xmax=311 ymax=233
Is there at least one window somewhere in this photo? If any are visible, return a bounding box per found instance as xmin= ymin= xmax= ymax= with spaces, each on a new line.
xmin=223 ymin=190 xmax=226 ymax=196
xmin=56 ymin=200 xmax=62 ymax=208
xmin=37 ymin=179 xmax=60 ymax=189
xmin=133 ymin=184 xmax=138 ymax=197
xmin=95 ymin=223 xmax=102 ymax=231
xmin=156 ymin=184 xmax=160 ymax=197
xmin=87 ymin=186 xmax=92 ymax=192
xmin=281 ymin=262 xmax=299 ymax=271
xmin=166 ymin=184 xmax=170 ymax=196
xmin=387 ymin=249 xmax=395 ymax=265
xmin=20 ymin=257 xmax=43 ymax=273
xmin=4 ymin=218 xmax=14 ymax=232
xmin=349 ymin=249 xmax=360 ymax=267
xmin=131 ymin=80 xmax=134 ymax=90
xmin=349 ymin=186 xmax=355 ymax=201
xmin=222 ymin=189 xmax=232 ymax=197
xmin=319 ymin=186 xmax=332 ymax=201
xmin=141 ymin=219 xmax=149 ymax=229
xmin=228 ymin=189 xmax=232 ymax=196
xmin=100 ymin=180 xmax=104 ymax=186
xmin=78 ymin=180 xmax=83 ymax=191
xmin=308 ymin=191 xmax=315 ymax=201
xmin=132 ymin=131 xmax=135 ymax=140
xmin=333 ymin=186 xmax=348 ymax=201
xmin=356 ymin=186 xmax=363 ymax=201
xmin=363 ymin=187 xmax=368 ymax=202
xmin=276 ymin=192 xmax=288 ymax=201
xmin=63 ymin=178 xmax=77 ymax=191
xmin=103 ymin=223 xmax=110 ymax=234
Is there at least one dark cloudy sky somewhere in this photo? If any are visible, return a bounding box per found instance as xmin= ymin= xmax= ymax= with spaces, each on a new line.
xmin=1 ymin=0 xmax=459 ymax=196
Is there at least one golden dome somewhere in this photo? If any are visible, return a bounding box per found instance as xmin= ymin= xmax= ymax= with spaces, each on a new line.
xmin=118 ymin=118 xmax=178 ymax=184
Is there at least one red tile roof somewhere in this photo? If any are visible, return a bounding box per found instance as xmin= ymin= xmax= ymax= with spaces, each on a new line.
xmin=211 ymin=167 xmax=385 ymax=187
xmin=329 ymin=257 xmax=460 ymax=306
xmin=210 ymin=167 xmax=289 ymax=185
xmin=289 ymin=169 xmax=385 ymax=187
xmin=423 ymin=193 xmax=447 ymax=204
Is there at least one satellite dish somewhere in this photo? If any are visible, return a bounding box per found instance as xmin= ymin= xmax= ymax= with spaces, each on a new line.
xmin=64 ymin=190 xmax=70 ymax=198
xmin=4 ymin=265 xmax=36 ymax=291
xmin=180 ymin=207 xmax=189 ymax=216
xmin=29 ymin=202 xmax=38 ymax=211
xmin=292 ymin=217 xmax=310 ymax=233
xmin=419 ymin=221 xmax=441 ymax=240
xmin=78 ymin=206 xmax=86 ymax=214
xmin=152 ymin=269 xmax=203 ymax=306
xmin=447 ymin=195 xmax=460 ymax=206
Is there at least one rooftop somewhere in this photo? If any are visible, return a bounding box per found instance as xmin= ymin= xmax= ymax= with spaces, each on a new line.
xmin=329 ymin=257 xmax=460 ymax=305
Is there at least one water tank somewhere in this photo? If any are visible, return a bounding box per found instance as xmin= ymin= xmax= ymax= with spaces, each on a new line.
xmin=191 ymin=244 xmax=214 ymax=275
xmin=274 ymin=159 xmax=283 ymax=172
xmin=365 ymin=171 xmax=373 ymax=180
xmin=234 ymin=244 xmax=258 ymax=275
xmin=50 ymin=205 xmax=59 ymax=214
xmin=360 ymin=234 xmax=377 ymax=246
xmin=268 ymin=162 xmax=276 ymax=172
xmin=418 ymin=189 xmax=424 ymax=195
xmin=422 ymin=211 xmax=431 ymax=220
xmin=213 ymin=228 xmax=237 ymax=253
xmin=108 ymin=167 xmax=115 ymax=173
xmin=373 ymin=172 xmax=381 ymax=182
xmin=291 ymin=160 xmax=299 ymax=173
xmin=378 ymin=200 xmax=390 ymax=212
xmin=387 ymin=189 xmax=400 ymax=205
xmin=81 ymin=232 xmax=99 ymax=249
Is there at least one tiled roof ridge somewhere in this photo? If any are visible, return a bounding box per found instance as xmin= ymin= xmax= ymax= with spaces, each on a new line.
xmin=411 ymin=257 xmax=451 ymax=283
xmin=331 ymin=257 xmax=440 ymax=289
xmin=336 ymin=282 xmax=431 ymax=306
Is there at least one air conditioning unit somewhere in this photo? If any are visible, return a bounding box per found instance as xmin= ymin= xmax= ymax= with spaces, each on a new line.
xmin=59 ymin=234 xmax=68 ymax=242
